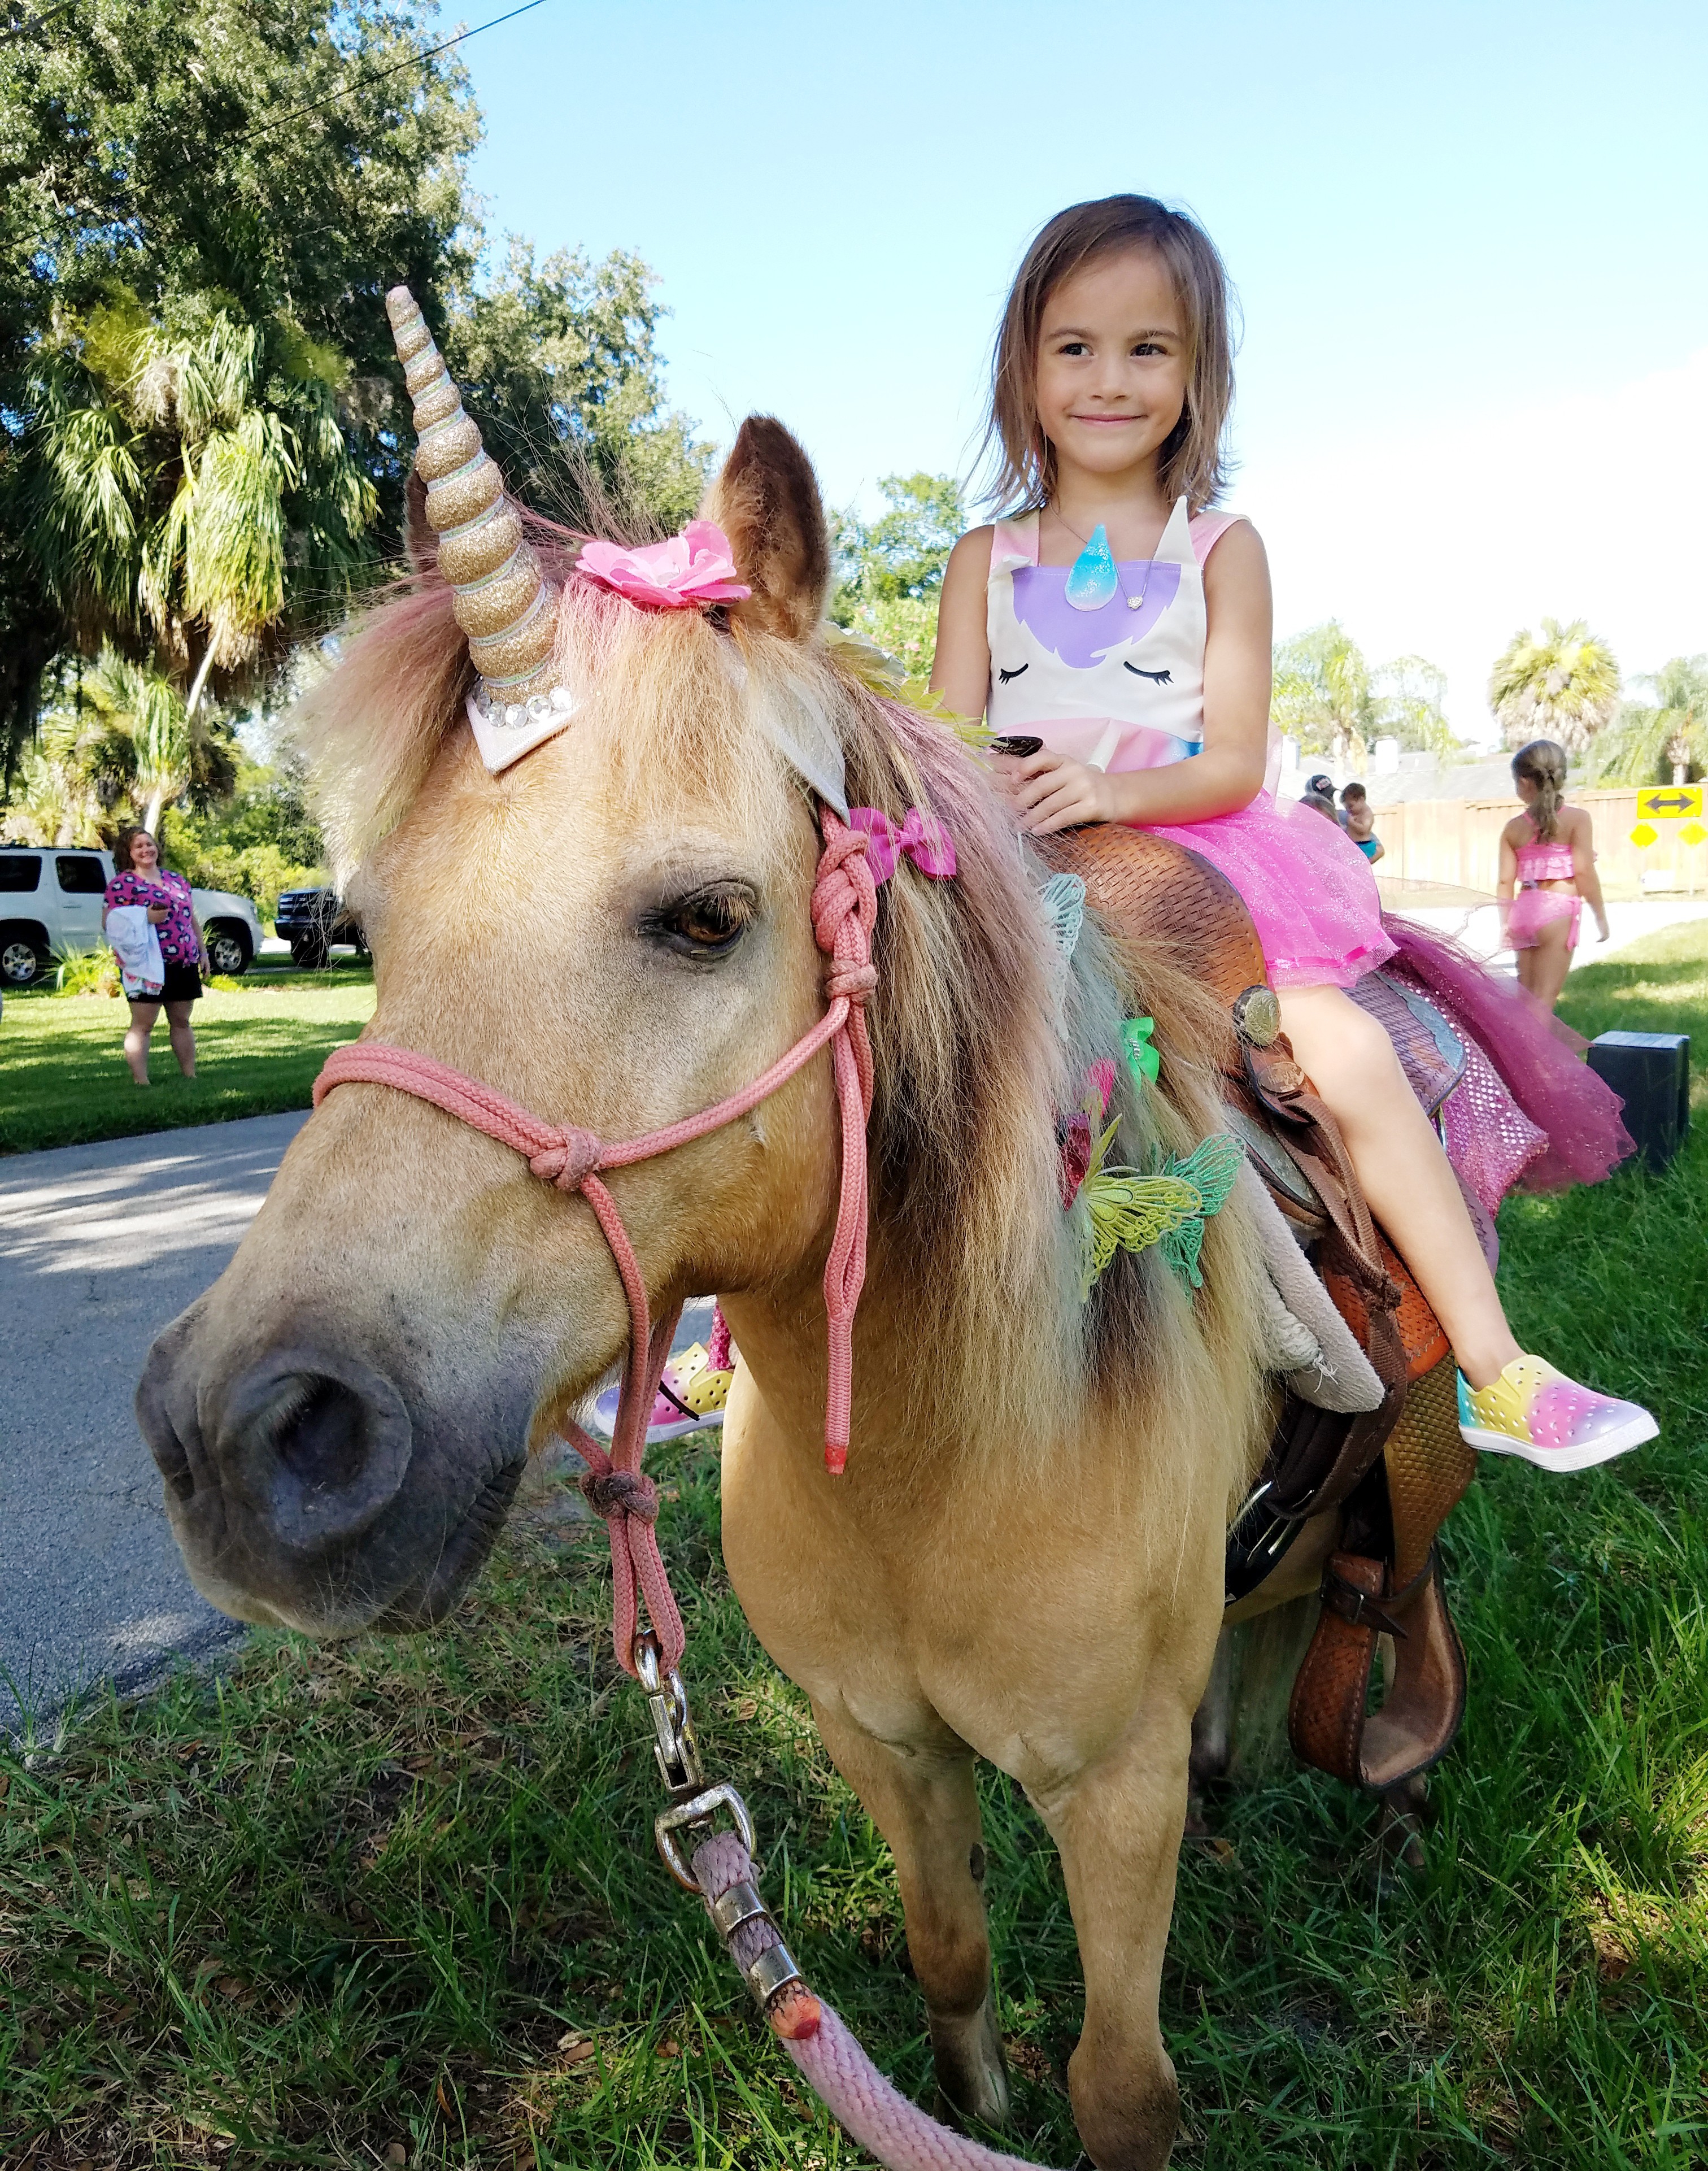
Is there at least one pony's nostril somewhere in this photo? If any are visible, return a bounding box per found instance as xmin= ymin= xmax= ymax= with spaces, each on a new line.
xmin=228 ymin=1356 xmax=415 ymax=1554
xmin=272 ymin=1375 xmax=370 ymax=1493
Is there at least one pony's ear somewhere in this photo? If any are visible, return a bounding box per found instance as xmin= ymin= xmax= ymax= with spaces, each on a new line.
xmin=403 ymin=468 xmax=438 ymax=576
xmin=705 ymin=416 xmax=830 ymax=641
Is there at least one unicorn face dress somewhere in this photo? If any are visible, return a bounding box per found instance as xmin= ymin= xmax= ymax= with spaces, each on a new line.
xmin=986 ymin=499 xmax=1211 ymax=773
xmin=984 ymin=499 xmax=1396 ymax=990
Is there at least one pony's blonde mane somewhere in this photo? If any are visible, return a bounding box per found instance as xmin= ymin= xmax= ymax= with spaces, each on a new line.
xmin=295 ymin=542 xmax=1268 ymax=1499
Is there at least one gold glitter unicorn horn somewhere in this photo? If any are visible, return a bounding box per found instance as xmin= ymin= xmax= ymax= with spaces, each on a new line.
xmin=386 ymin=286 xmax=574 ymax=759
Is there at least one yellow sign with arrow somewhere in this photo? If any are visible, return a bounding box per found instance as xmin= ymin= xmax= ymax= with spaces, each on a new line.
xmin=1636 ymin=785 xmax=1703 ymax=821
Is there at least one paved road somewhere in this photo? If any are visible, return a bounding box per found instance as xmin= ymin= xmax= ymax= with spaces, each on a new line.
xmin=0 ymin=1112 xmax=712 ymax=1743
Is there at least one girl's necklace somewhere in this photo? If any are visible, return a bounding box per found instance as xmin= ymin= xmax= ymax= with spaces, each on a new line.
xmin=1048 ymin=506 xmax=1157 ymax=616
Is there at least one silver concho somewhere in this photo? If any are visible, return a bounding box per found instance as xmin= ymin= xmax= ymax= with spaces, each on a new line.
xmin=1232 ymin=984 xmax=1282 ymax=1048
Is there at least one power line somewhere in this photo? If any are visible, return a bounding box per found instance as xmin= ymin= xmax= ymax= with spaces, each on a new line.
xmin=235 ymin=0 xmax=548 ymax=147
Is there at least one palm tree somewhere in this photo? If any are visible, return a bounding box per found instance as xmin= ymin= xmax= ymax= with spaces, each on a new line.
xmin=19 ymin=291 xmax=377 ymax=731
xmin=1591 ymin=655 xmax=1708 ymax=786
xmin=83 ymin=649 xmax=190 ymax=831
xmin=1489 ymin=619 xmax=1620 ymax=755
xmin=2 ymin=718 xmax=104 ymax=846
xmin=1271 ymin=621 xmax=1374 ymax=766
xmin=1373 ymin=654 xmax=1463 ymax=763
xmin=0 ymin=666 xmax=136 ymax=846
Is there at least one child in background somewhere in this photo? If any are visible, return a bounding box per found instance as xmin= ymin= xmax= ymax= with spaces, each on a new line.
xmin=1340 ymin=781 xmax=1383 ymax=862
xmin=1498 ymin=738 xmax=1609 ymax=1013
xmin=930 ymin=192 xmax=1652 ymax=1470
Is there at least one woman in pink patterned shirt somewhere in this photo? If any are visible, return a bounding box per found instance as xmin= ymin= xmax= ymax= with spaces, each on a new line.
xmin=102 ymin=827 xmax=208 ymax=1085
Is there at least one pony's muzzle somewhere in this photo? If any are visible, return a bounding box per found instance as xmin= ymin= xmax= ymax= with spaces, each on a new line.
xmin=139 ymin=1329 xmax=413 ymax=1557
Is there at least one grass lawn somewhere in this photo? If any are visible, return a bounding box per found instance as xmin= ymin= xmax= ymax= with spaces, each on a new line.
xmin=2 ymin=928 xmax=1704 ymax=2169
xmin=0 ymin=962 xmax=376 ymax=1156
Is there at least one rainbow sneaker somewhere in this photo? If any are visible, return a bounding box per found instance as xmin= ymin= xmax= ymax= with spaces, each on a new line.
xmin=589 ymin=1342 xmax=734 ymax=1445
xmin=1457 ymin=1356 xmax=1657 ymax=1473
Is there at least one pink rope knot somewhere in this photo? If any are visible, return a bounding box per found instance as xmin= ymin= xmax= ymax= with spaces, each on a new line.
xmin=528 ymin=1127 xmax=603 ymax=1190
xmin=811 ymin=821 xmax=879 ymax=967
xmin=825 ymin=959 xmax=879 ymax=1003
xmin=581 ymin=1467 xmax=659 ymax=1522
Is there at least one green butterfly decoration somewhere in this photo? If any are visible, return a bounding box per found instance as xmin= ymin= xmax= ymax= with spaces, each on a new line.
xmin=1078 ymin=1126 xmax=1243 ymax=1300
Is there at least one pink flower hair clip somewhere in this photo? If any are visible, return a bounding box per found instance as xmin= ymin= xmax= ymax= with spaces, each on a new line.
xmin=577 ymin=520 xmax=752 ymax=610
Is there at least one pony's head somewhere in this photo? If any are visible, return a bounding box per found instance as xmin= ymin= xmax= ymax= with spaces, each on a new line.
xmin=136 ymin=312 xmax=1256 ymax=1639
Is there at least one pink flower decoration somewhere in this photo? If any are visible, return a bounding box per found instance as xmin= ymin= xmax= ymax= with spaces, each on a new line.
xmin=576 ymin=520 xmax=752 ymax=610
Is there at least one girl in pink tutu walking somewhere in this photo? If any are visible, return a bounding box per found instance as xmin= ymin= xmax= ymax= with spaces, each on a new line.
xmin=931 ymin=194 xmax=1653 ymax=1471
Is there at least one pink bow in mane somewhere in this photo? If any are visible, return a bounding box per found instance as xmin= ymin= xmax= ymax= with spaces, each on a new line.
xmin=845 ymin=806 xmax=957 ymax=885
xmin=576 ymin=520 xmax=752 ymax=610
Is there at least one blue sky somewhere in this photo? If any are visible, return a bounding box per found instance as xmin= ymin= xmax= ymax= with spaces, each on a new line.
xmin=459 ymin=0 xmax=1708 ymax=734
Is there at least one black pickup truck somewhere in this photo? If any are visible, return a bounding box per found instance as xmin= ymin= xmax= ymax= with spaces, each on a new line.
xmin=274 ymin=887 xmax=367 ymax=970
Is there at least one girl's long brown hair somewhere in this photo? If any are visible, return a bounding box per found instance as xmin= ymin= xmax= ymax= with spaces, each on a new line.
xmin=1512 ymin=739 xmax=1568 ymax=843
xmin=981 ymin=194 xmax=1238 ymax=516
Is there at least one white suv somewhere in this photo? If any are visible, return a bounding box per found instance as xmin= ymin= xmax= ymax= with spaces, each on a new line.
xmin=0 ymin=847 xmax=264 ymax=988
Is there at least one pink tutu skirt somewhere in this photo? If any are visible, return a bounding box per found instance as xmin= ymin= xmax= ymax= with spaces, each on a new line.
xmin=1141 ymin=791 xmax=1396 ymax=987
xmin=1384 ymin=916 xmax=1632 ymax=1207
xmin=1126 ymin=803 xmax=1632 ymax=1216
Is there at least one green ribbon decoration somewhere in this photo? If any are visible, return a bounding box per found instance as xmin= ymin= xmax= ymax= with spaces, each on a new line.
xmin=1122 ymin=1016 xmax=1160 ymax=1089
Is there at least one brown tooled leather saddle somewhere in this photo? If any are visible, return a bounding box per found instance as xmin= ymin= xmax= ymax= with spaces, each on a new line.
xmin=1043 ymin=825 xmax=1476 ymax=1798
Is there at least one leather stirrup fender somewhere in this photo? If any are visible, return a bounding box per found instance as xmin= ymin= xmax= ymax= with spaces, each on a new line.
xmin=1287 ymin=1545 xmax=1467 ymax=1790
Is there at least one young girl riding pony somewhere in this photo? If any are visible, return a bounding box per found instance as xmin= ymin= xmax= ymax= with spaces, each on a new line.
xmin=931 ymin=195 xmax=1653 ymax=1472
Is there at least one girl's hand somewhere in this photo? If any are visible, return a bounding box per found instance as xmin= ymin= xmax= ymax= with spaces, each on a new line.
xmin=991 ymin=746 xmax=1115 ymax=834
xmin=1596 ymin=915 xmax=1611 ymax=944
xmin=147 ymin=903 xmax=169 ymax=924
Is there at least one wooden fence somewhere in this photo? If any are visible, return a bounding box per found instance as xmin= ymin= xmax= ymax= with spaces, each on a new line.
xmin=1369 ymin=789 xmax=1705 ymax=900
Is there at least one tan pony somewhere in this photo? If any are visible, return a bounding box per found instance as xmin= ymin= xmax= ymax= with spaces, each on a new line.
xmin=138 ymin=391 xmax=1275 ymax=2168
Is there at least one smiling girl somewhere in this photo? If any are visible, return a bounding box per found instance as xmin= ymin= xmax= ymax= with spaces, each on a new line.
xmin=931 ymin=194 xmax=1653 ymax=1472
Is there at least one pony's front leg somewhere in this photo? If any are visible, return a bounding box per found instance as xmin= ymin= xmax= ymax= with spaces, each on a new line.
xmin=1029 ymin=1700 xmax=1195 ymax=2171
xmin=811 ymin=1697 xmax=1010 ymax=2129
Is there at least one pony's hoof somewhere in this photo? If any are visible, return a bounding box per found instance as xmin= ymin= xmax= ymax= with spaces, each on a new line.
xmin=1362 ymin=1772 xmax=1432 ymax=1888
xmin=929 ymin=1991 xmax=1010 ymax=2130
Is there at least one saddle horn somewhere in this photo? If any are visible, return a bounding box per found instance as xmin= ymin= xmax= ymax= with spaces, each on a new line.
xmin=385 ymin=285 xmax=559 ymax=712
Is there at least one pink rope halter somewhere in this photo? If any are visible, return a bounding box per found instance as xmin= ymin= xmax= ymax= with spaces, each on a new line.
xmin=312 ymin=810 xmax=878 ymax=1676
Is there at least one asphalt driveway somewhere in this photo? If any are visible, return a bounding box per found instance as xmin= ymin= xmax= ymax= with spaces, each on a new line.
xmin=0 ymin=1112 xmax=711 ymax=1742
xmin=1 ymin=1115 xmax=307 ymax=1741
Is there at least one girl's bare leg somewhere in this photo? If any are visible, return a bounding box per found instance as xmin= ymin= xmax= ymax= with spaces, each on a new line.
xmin=1278 ymin=984 xmax=1521 ymax=1390
xmin=165 ymin=999 xmax=197 ymax=1077
xmin=124 ymin=1000 xmax=159 ymax=1085
xmin=1526 ymin=918 xmax=1574 ymax=1013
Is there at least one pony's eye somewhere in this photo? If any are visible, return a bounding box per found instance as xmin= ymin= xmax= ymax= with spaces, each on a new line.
xmin=650 ymin=885 xmax=753 ymax=958
xmin=998 ymin=664 xmax=1029 ymax=685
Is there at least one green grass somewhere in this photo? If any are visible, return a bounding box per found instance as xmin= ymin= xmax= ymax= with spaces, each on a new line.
xmin=3 ymin=929 xmax=1705 ymax=2169
xmin=0 ymin=961 xmax=376 ymax=1155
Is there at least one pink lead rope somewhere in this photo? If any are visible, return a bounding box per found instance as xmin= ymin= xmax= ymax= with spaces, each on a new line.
xmin=312 ymin=810 xmax=879 ymax=1673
